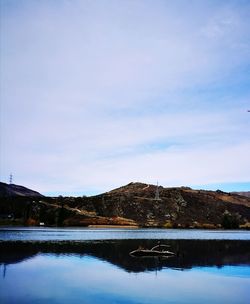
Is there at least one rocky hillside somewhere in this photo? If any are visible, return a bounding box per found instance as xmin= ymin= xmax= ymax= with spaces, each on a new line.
xmin=0 ymin=182 xmax=250 ymax=228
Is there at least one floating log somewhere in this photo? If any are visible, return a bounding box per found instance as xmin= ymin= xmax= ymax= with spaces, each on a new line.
xmin=130 ymin=245 xmax=175 ymax=257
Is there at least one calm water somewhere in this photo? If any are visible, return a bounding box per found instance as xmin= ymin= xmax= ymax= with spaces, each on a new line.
xmin=0 ymin=228 xmax=250 ymax=303
xmin=1 ymin=227 xmax=250 ymax=241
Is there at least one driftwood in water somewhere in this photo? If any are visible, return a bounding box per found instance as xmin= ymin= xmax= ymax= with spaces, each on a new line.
xmin=130 ymin=244 xmax=175 ymax=257
xmin=151 ymin=244 xmax=171 ymax=251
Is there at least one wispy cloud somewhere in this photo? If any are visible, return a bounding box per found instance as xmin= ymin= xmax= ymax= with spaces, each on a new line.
xmin=1 ymin=0 xmax=250 ymax=194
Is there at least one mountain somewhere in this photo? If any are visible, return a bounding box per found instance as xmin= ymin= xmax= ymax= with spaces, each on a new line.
xmin=231 ymin=191 xmax=250 ymax=198
xmin=0 ymin=182 xmax=249 ymax=228
xmin=0 ymin=182 xmax=43 ymax=197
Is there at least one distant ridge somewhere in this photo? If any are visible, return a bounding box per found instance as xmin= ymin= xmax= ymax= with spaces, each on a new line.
xmin=0 ymin=182 xmax=43 ymax=197
xmin=231 ymin=191 xmax=250 ymax=198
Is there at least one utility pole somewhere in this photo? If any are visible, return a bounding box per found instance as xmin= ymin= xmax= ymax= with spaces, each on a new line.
xmin=155 ymin=181 xmax=160 ymax=200
xmin=9 ymin=173 xmax=13 ymax=185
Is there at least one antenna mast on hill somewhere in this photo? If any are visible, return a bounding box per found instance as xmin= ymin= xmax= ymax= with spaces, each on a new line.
xmin=155 ymin=181 xmax=160 ymax=200
xmin=9 ymin=173 xmax=13 ymax=185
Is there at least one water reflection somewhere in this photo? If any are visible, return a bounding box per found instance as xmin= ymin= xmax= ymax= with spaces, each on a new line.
xmin=0 ymin=240 xmax=250 ymax=304
xmin=0 ymin=254 xmax=249 ymax=304
xmin=1 ymin=239 xmax=250 ymax=273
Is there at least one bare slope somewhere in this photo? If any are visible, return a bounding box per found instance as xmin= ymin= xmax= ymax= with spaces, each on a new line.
xmin=0 ymin=182 xmax=43 ymax=197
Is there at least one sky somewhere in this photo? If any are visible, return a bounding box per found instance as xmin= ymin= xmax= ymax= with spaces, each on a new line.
xmin=0 ymin=0 xmax=250 ymax=196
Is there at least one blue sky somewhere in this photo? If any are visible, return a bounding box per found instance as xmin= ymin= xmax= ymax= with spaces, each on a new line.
xmin=0 ymin=0 xmax=250 ymax=196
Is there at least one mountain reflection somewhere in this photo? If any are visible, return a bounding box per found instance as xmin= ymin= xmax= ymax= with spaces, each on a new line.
xmin=0 ymin=239 xmax=250 ymax=273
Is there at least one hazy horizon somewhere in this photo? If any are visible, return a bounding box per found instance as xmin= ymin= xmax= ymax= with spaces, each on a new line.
xmin=1 ymin=0 xmax=250 ymax=195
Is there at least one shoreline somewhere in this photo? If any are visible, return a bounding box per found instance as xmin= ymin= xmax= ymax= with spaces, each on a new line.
xmin=0 ymin=224 xmax=250 ymax=230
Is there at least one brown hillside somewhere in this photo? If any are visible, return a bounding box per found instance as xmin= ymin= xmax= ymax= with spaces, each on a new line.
xmin=0 ymin=182 xmax=250 ymax=228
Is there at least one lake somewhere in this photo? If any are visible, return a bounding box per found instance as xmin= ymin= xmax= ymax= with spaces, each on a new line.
xmin=0 ymin=228 xmax=250 ymax=303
